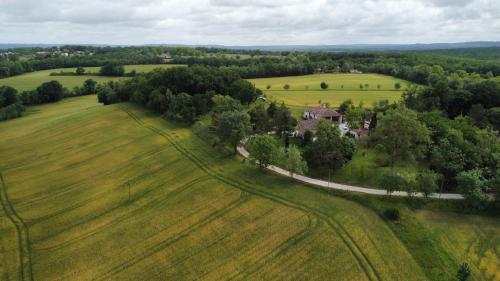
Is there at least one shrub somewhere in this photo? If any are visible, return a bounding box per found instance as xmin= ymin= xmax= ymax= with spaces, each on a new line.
xmin=379 ymin=172 xmax=407 ymax=194
xmin=383 ymin=208 xmax=400 ymax=221
xmin=0 ymin=103 xmax=25 ymax=121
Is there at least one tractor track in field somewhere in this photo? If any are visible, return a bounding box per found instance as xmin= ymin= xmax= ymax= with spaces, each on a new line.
xmin=229 ymin=213 xmax=319 ymax=280
xmin=28 ymin=155 xmax=185 ymax=226
xmin=34 ymin=176 xmax=214 ymax=252
xmin=12 ymin=144 xmax=173 ymax=210
xmin=0 ymin=173 xmax=33 ymax=281
xmin=121 ymin=106 xmax=381 ymax=281
xmin=94 ymin=192 xmax=251 ymax=281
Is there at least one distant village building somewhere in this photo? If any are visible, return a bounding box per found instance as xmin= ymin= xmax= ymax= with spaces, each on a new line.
xmin=349 ymin=69 xmax=363 ymax=74
xmin=0 ymin=51 xmax=15 ymax=58
xmin=158 ymin=52 xmax=172 ymax=62
xmin=35 ymin=51 xmax=50 ymax=56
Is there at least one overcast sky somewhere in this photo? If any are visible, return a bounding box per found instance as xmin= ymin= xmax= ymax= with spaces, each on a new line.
xmin=0 ymin=0 xmax=499 ymax=45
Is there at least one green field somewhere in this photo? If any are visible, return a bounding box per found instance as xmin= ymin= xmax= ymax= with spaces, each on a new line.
xmin=0 ymin=96 xmax=497 ymax=280
xmin=0 ymin=64 xmax=184 ymax=92
xmin=248 ymin=73 xmax=409 ymax=109
xmin=417 ymin=211 xmax=500 ymax=281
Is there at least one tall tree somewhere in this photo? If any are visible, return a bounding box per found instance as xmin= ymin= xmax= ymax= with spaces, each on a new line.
xmin=273 ymin=103 xmax=297 ymax=136
xmin=248 ymin=135 xmax=279 ymax=168
xmin=456 ymin=169 xmax=488 ymax=210
xmin=283 ymin=145 xmax=308 ymax=176
xmin=216 ymin=110 xmax=252 ymax=153
xmin=371 ymin=107 xmax=430 ymax=167
xmin=379 ymin=172 xmax=407 ymax=194
xmin=416 ymin=170 xmax=440 ymax=198
xmin=37 ymin=80 xmax=64 ymax=103
xmin=304 ymin=119 xmax=355 ymax=172
xmin=0 ymin=86 xmax=18 ymax=107
xmin=229 ymin=79 xmax=256 ymax=104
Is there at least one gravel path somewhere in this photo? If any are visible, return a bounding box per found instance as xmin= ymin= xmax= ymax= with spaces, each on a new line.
xmin=237 ymin=145 xmax=464 ymax=200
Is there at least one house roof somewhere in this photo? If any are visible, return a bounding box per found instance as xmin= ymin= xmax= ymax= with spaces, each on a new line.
xmin=351 ymin=128 xmax=369 ymax=138
xmin=305 ymin=108 xmax=342 ymax=118
xmin=298 ymin=119 xmax=320 ymax=136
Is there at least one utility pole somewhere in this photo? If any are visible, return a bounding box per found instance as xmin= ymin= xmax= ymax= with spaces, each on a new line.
xmin=128 ymin=180 xmax=131 ymax=203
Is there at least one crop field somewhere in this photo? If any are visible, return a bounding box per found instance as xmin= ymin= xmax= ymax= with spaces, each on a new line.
xmin=0 ymin=95 xmax=434 ymax=281
xmin=248 ymin=73 xmax=409 ymax=109
xmin=0 ymin=95 xmax=497 ymax=281
xmin=0 ymin=64 xmax=184 ymax=92
xmin=417 ymin=211 xmax=500 ymax=281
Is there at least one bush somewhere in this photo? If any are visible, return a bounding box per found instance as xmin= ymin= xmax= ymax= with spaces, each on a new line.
xmin=100 ymin=63 xmax=125 ymax=76
xmin=0 ymin=103 xmax=25 ymax=121
xmin=383 ymin=208 xmax=401 ymax=221
xmin=379 ymin=172 xmax=407 ymax=194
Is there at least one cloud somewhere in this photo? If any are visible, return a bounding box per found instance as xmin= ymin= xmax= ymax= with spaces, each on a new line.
xmin=0 ymin=0 xmax=498 ymax=45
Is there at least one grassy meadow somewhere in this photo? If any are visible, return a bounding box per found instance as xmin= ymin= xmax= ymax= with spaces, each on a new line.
xmin=248 ymin=73 xmax=409 ymax=110
xmin=329 ymin=148 xmax=425 ymax=190
xmin=0 ymin=96 xmax=497 ymax=280
xmin=0 ymin=64 xmax=184 ymax=92
xmin=417 ymin=211 xmax=500 ymax=281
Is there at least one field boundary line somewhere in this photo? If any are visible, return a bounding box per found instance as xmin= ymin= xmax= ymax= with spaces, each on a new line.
xmin=0 ymin=173 xmax=33 ymax=281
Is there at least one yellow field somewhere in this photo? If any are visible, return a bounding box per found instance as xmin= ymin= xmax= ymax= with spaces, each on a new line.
xmin=0 ymin=95 xmax=431 ymax=280
xmin=0 ymin=64 xmax=184 ymax=92
xmin=417 ymin=210 xmax=500 ymax=281
xmin=248 ymin=73 xmax=408 ymax=108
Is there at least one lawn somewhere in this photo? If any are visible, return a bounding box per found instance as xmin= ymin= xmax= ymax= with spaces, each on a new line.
xmin=0 ymin=64 xmax=184 ymax=92
xmin=330 ymin=148 xmax=425 ymax=190
xmin=248 ymin=73 xmax=409 ymax=109
xmin=0 ymin=95 xmax=427 ymax=281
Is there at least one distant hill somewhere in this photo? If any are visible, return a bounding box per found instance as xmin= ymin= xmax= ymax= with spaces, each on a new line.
xmin=418 ymin=47 xmax=500 ymax=60
xmin=214 ymin=41 xmax=500 ymax=52
xmin=2 ymin=41 xmax=500 ymax=52
xmin=0 ymin=43 xmax=61 ymax=49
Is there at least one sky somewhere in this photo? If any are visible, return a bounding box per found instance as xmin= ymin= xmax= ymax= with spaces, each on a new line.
xmin=0 ymin=0 xmax=499 ymax=45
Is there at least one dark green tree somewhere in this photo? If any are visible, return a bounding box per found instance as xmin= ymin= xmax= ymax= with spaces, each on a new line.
xmin=229 ymin=79 xmax=257 ymax=105
xmin=216 ymin=110 xmax=252 ymax=153
xmin=37 ymin=80 xmax=64 ymax=103
xmin=76 ymin=66 xmax=85 ymax=75
xmin=273 ymin=103 xmax=297 ymax=136
xmin=379 ymin=172 xmax=407 ymax=194
xmin=248 ymin=135 xmax=279 ymax=168
xmin=371 ymin=107 xmax=430 ymax=167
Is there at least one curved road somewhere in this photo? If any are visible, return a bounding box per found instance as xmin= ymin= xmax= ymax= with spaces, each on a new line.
xmin=237 ymin=145 xmax=464 ymax=200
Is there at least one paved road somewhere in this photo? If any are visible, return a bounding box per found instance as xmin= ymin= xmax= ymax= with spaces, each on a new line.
xmin=237 ymin=145 xmax=464 ymax=200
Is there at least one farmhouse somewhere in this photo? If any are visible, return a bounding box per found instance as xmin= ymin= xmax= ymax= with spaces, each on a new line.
xmin=297 ymin=118 xmax=321 ymax=137
xmin=303 ymin=106 xmax=343 ymax=123
xmin=297 ymin=105 xmax=370 ymax=139
xmin=296 ymin=105 xmax=343 ymax=137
